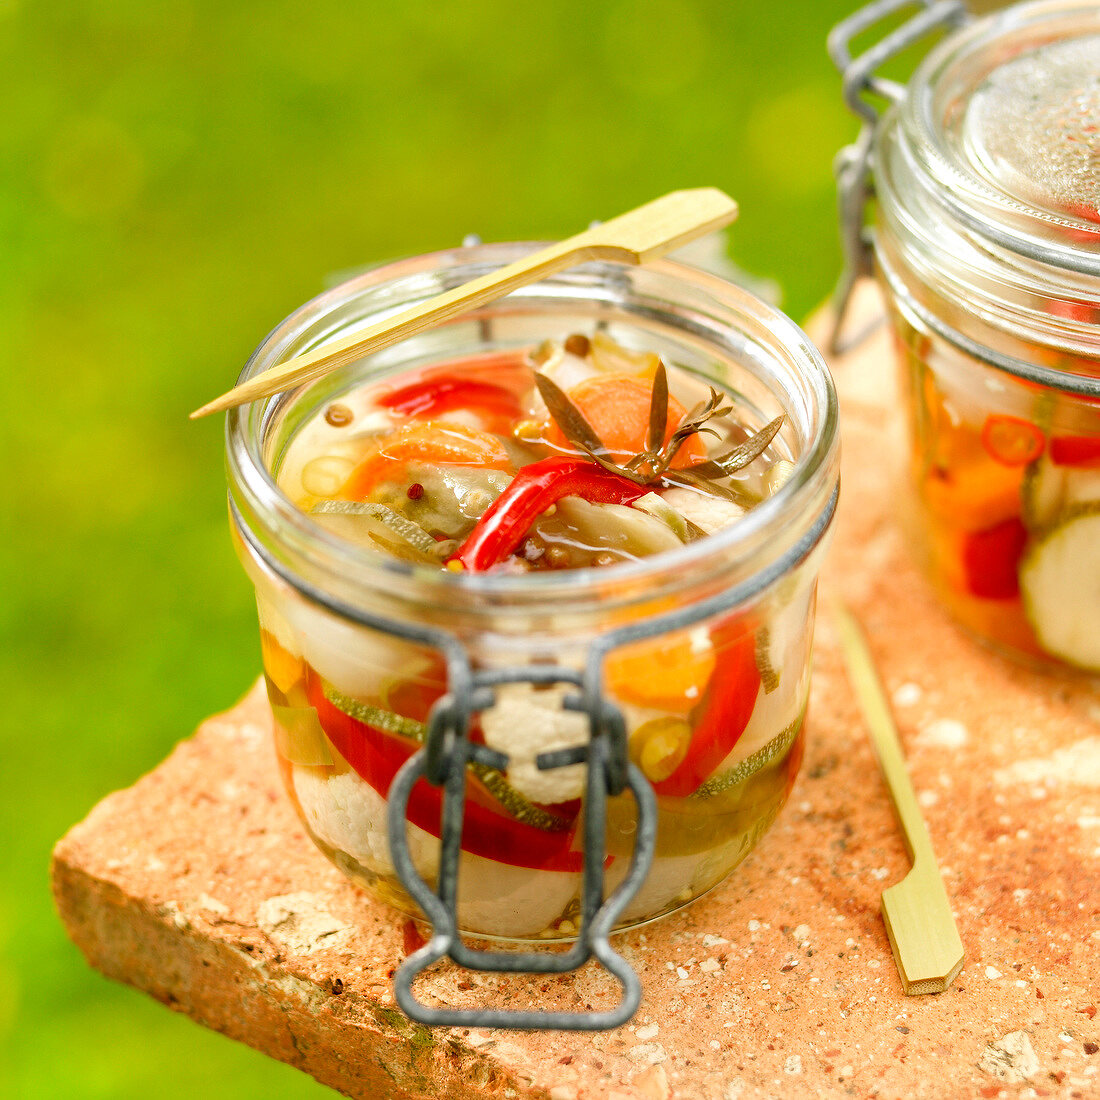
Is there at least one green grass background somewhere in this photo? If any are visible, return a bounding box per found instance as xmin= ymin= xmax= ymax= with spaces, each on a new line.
xmin=1 ymin=0 xmax=884 ymax=1094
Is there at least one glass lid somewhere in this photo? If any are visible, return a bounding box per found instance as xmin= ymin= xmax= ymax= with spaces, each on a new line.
xmin=904 ymin=0 xmax=1100 ymax=275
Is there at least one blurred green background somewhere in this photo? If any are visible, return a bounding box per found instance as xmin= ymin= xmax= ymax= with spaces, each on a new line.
xmin=1 ymin=0 xmax=902 ymax=1094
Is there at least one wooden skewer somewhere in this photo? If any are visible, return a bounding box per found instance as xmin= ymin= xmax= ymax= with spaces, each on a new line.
xmin=830 ymin=597 xmax=965 ymax=995
xmin=190 ymin=188 xmax=739 ymax=419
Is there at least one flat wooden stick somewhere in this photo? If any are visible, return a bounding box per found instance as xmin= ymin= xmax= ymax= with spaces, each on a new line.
xmin=830 ymin=597 xmax=965 ymax=995
xmin=190 ymin=188 xmax=739 ymax=419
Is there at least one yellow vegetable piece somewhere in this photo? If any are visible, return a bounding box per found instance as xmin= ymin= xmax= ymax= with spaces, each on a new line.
xmin=630 ymin=717 xmax=692 ymax=782
xmin=271 ymin=704 xmax=334 ymax=766
xmin=260 ymin=629 xmax=305 ymax=695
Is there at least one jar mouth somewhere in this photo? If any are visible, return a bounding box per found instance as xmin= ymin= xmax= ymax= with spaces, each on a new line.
xmin=226 ymin=243 xmax=839 ymax=623
xmin=898 ymin=0 xmax=1100 ymax=279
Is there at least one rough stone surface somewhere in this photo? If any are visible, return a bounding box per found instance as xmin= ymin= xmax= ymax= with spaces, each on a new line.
xmin=53 ymin=285 xmax=1100 ymax=1099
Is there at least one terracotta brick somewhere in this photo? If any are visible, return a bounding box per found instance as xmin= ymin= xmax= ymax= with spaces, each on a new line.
xmin=53 ymin=284 xmax=1100 ymax=1099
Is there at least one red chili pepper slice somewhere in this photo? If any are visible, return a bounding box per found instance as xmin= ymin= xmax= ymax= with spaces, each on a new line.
xmin=1049 ymin=435 xmax=1100 ymax=468
xmin=378 ymin=376 xmax=523 ymax=435
xmin=451 ymin=455 xmax=649 ymax=572
xmin=961 ymin=516 xmax=1029 ymax=600
xmin=306 ymin=674 xmax=586 ymax=872
xmin=651 ymin=625 xmax=761 ymax=798
xmin=980 ymin=415 xmax=1046 ymax=467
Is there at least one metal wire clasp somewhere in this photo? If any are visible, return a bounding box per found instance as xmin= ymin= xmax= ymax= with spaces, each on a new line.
xmin=826 ymin=0 xmax=970 ymax=355
xmin=386 ymin=647 xmax=657 ymax=1031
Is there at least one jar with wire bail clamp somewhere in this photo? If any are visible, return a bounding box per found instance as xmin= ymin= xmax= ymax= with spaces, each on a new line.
xmin=226 ymin=241 xmax=839 ymax=1029
xmin=830 ymin=0 xmax=1100 ymax=670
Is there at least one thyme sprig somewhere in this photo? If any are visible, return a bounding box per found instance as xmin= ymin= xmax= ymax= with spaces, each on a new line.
xmin=534 ymin=361 xmax=783 ymax=499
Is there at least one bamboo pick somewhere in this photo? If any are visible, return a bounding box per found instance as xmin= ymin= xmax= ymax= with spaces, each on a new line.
xmin=831 ymin=597 xmax=965 ymax=995
xmin=190 ymin=188 xmax=739 ymax=419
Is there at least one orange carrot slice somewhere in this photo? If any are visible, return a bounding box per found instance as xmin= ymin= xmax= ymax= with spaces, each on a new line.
xmin=546 ymin=373 xmax=707 ymax=467
xmin=921 ymin=457 xmax=1024 ymax=532
xmin=341 ymin=422 xmax=512 ymax=500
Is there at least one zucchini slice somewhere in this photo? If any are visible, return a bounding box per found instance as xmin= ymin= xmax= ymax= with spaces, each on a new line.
xmin=1021 ymin=454 xmax=1066 ymax=532
xmin=1020 ymin=507 xmax=1100 ymax=671
xmin=1064 ymin=468 xmax=1100 ymax=511
xmin=1022 ymin=457 xmax=1100 ymax=534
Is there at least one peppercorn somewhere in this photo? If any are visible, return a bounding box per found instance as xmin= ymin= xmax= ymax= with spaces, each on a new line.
xmin=564 ymin=333 xmax=591 ymax=358
xmin=324 ymin=403 xmax=353 ymax=427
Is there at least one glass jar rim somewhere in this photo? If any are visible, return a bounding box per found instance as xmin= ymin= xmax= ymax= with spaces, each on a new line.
xmin=225 ymin=243 xmax=839 ymax=626
xmin=895 ymin=0 xmax=1100 ymax=280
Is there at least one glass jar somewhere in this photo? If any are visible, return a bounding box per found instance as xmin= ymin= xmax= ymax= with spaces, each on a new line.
xmin=226 ymin=243 xmax=838 ymax=962
xmin=832 ymin=0 xmax=1100 ymax=670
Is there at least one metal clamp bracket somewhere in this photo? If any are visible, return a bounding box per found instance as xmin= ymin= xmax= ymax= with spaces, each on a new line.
xmin=383 ymin=485 xmax=838 ymax=1030
xmin=827 ymin=0 xmax=970 ymax=355
xmin=388 ymin=654 xmax=657 ymax=1030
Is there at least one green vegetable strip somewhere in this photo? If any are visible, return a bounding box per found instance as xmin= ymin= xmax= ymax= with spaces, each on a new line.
xmin=467 ymin=764 xmax=575 ymax=832
xmin=690 ymin=711 xmax=804 ymax=799
xmin=322 ymin=683 xmax=429 ymax=741
xmin=321 ymin=682 xmax=575 ymax=831
xmin=754 ymin=627 xmax=781 ymax=694
xmin=311 ymin=500 xmax=444 ymax=556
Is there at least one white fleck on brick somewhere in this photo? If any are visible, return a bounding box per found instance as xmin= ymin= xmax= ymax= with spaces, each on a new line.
xmin=627 ymin=1042 xmax=667 ymax=1064
xmin=636 ymin=1023 xmax=659 ymax=1041
xmin=892 ymin=682 xmax=922 ymax=707
xmin=784 ymin=1055 xmax=803 ymax=1075
xmin=256 ymin=892 xmax=350 ymax=955
xmin=980 ymin=1031 xmax=1041 ymax=1084
xmin=922 ymin=718 xmax=969 ymax=748
xmin=794 ymin=924 xmax=811 ymax=943
xmin=193 ymin=893 xmax=229 ymax=916
xmin=549 ymin=1088 xmax=577 ymax=1100
xmin=986 ymin=966 xmax=1003 ymax=980
xmin=702 ymin=934 xmax=729 ymax=947
xmin=748 ymin=919 xmax=761 ymax=932
xmin=700 ymin=958 xmax=721 ymax=974
xmin=994 ymin=737 xmax=1100 ymax=788
xmin=676 ymin=966 xmax=690 ymax=980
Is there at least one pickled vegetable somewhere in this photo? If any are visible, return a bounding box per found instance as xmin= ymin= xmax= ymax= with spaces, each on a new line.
xmin=257 ymin=332 xmax=807 ymax=938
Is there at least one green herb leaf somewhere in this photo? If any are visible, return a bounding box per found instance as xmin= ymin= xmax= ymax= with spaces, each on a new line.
xmin=662 ymin=468 xmax=761 ymax=508
xmin=711 ymin=415 xmax=785 ymax=474
xmin=311 ymin=500 xmax=447 ymax=556
xmin=580 ymin=445 xmax=649 ymax=484
xmin=646 ymin=360 xmax=669 ymax=454
xmin=535 ymin=372 xmax=609 ymax=457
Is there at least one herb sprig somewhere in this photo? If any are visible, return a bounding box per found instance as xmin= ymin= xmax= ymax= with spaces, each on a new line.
xmin=534 ymin=361 xmax=784 ymax=497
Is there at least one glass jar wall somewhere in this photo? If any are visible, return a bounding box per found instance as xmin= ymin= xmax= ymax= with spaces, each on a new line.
xmin=862 ymin=0 xmax=1100 ymax=669
xmin=226 ymin=244 xmax=839 ymax=941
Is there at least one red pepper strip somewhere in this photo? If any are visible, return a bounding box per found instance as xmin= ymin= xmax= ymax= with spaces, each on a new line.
xmin=377 ymin=377 xmax=523 ymax=435
xmin=652 ymin=627 xmax=761 ymax=798
xmin=306 ymin=675 xmax=587 ymax=872
xmin=451 ymin=456 xmax=649 ymax=571
xmin=980 ymin=415 xmax=1046 ymax=467
xmin=412 ymin=349 xmax=535 ymax=394
xmin=961 ymin=516 xmax=1029 ymax=600
xmin=1050 ymin=435 xmax=1100 ymax=468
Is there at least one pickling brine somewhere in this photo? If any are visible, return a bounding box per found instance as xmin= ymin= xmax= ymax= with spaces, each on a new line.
xmin=226 ymin=243 xmax=839 ymax=941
